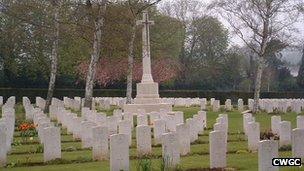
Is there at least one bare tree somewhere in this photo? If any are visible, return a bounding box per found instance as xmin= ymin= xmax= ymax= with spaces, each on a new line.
xmin=211 ymin=0 xmax=300 ymax=113
xmin=44 ymin=0 xmax=60 ymax=113
xmin=84 ymin=0 xmax=107 ymax=108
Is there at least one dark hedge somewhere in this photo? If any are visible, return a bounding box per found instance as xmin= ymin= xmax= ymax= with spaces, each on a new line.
xmin=1 ymin=88 xmax=304 ymax=105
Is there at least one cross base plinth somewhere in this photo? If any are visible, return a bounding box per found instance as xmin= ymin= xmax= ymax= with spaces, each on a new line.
xmin=135 ymin=82 xmax=159 ymax=99
xmin=123 ymin=82 xmax=172 ymax=113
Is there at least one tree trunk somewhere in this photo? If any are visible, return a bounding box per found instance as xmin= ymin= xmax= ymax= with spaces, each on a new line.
xmin=253 ymin=57 xmax=264 ymax=113
xmin=84 ymin=0 xmax=107 ymax=109
xmin=126 ymin=23 xmax=137 ymax=104
xmin=178 ymin=24 xmax=187 ymax=83
xmin=252 ymin=13 xmax=270 ymax=114
xmin=44 ymin=0 xmax=60 ymax=113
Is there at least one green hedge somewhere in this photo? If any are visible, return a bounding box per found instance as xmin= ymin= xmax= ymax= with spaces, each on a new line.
xmin=1 ymin=88 xmax=304 ymax=105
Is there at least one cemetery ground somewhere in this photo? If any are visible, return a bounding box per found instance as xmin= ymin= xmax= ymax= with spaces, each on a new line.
xmin=1 ymin=104 xmax=303 ymax=171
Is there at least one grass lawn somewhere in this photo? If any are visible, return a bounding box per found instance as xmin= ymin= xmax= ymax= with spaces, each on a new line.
xmin=1 ymin=104 xmax=303 ymax=171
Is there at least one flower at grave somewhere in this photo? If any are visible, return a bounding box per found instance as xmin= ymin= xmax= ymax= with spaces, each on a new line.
xmin=18 ymin=122 xmax=38 ymax=143
xmin=19 ymin=123 xmax=36 ymax=131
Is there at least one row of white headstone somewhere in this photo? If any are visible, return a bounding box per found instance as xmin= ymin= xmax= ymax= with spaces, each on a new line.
xmin=94 ymin=97 xmax=126 ymax=108
xmin=109 ymin=109 xmax=207 ymax=170
xmin=209 ymin=114 xmax=228 ymax=168
xmin=36 ymin=96 xmax=304 ymax=114
xmin=247 ymin=98 xmax=304 ymax=114
xmin=95 ymin=97 xmax=229 ymax=109
xmin=63 ymin=97 xmax=82 ymax=111
xmin=95 ymin=99 xmax=111 ymax=110
xmin=204 ymin=98 xmax=240 ymax=112
xmin=48 ymin=97 xmax=209 ymax=170
xmin=24 ymin=97 xmax=61 ymax=162
xmin=270 ymin=115 xmax=304 ymax=146
xmin=36 ymin=96 xmax=82 ymax=112
xmin=4 ymin=96 xmax=303 ymax=170
xmin=258 ymin=126 xmax=304 ymax=171
xmin=35 ymin=96 xmax=304 ymax=170
xmin=209 ymin=112 xmax=304 ymax=170
xmin=0 ymin=97 xmax=15 ymax=167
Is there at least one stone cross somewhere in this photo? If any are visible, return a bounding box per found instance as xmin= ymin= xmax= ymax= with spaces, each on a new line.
xmin=136 ymin=10 xmax=155 ymax=83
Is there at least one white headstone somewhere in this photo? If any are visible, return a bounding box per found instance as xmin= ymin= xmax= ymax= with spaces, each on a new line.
xmin=186 ymin=118 xmax=198 ymax=143
xmin=209 ymin=131 xmax=226 ymax=169
xmin=154 ymin=119 xmax=166 ymax=144
xmin=238 ymin=99 xmax=244 ymax=111
xmin=297 ymin=116 xmax=304 ymax=129
xmin=0 ymin=119 xmax=11 ymax=152
xmin=193 ymin=115 xmax=202 ymax=134
xmin=247 ymin=122 xmax=260 ymax=151
xmin=162 ymin=132 xmax=180 ymax=168
xmin=243 ymin=114 xmax=254 ymax=136
xmin=72 ymin=116 xmax=82 ymax=139
xmin=165 ymin=114 xmax=176 ymax=132
xmin=218 ymin=114 xmax=228 ymax=132
xmin=258 ymin=140 xmax=278 ymax=171
xmin=279 ymin=121 xmax=291 ymax=146
xmin=291 ymin=128 xmax=304 ymax=158
xmin=107 ymin=116 xmax=118 ymax=135
xmin=123 ymin=112 xmax=134 ymax=128
xmin=149 ymin=112 xmax=160 ymax=125
xmin=38 ymin=122 xmax=52 ymax=143
xmin=118 ymin=120 xmax=132 ymax=146
xmin=271 ymin=116 xmax=281 ymax=135
xmin=136 ymin=125 xmax=152 ymax=156
xmin=197 ymin=111 xmax=207 ymax=128
xmin=176 ymin=123 xmax=190 ymax=156
xmin=225 ymin=99 xmax=232 ymax=111
xmin=213 ymin=100 xmax=220 ymax=112
xmin=81 ymin=121 xmax=97 ymax=148
xmin=110 ymin=134 xmax=129 ymax=171
xmin=210 ymin=98 xmax=215 ymax=106
xmin=92 ymin=126 xmax=109 ymax=161
xmin=137 ymin=114 xmax=148 ymax=126
xmin=174 ymin=111 xmax=184 ymax=125
xmin=0 ymin=123 xmax=7 ymax=167
xmin=213 ymin=121 xmax=227 ymax=153
xmin=43 ymin=127 xmax=61 ymax=162
xmin=113 ymin=109 xmax=123 ymax=121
